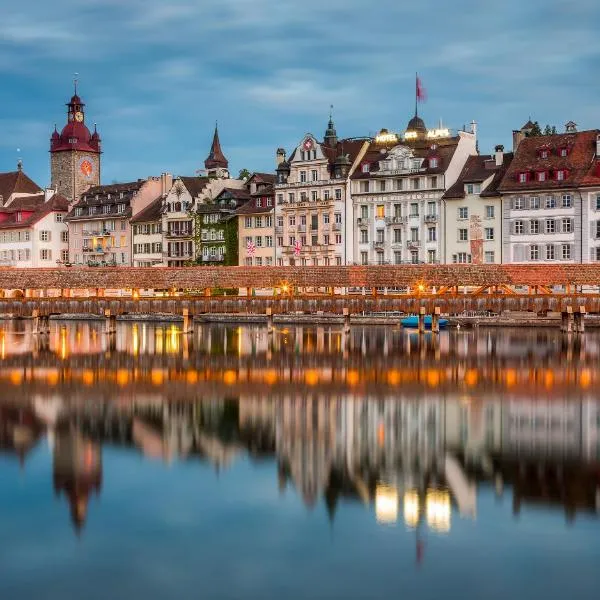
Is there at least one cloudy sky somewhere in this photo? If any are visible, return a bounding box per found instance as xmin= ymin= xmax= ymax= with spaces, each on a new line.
xmin=1 ymin=0 xmax=598 ymax=186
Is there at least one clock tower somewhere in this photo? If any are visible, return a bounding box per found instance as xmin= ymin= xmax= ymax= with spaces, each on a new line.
xmin=50 ymin=86 xmax=101 ymax=202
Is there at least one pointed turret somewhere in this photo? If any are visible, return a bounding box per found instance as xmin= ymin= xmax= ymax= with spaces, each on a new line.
xmin=204 ymin=123 xmax=229 ymax=178
xmin=324 ymin=105 xmax=338 ymax=148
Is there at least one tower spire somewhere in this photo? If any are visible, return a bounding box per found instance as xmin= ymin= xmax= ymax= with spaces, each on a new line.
xmin=204 ymin=122 xmax=229 ymax=177
xmin=74 ymin=72 xmax=79 ymax=96
xmin=324 ymin=105 xmax=338 ymax=148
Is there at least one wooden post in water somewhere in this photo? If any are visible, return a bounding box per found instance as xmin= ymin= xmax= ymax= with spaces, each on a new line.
xmin=182 ymin=308 xmax=193 ymax=334
xmin=432 ymin=306 xmax=441 ymax=334
xmin=343 ymin=307 xmax=351 ymax=334
xmin=561 ymin=306 xmax=573 ymax=333
xmin=574 ymin=306 xmax=586 ymax=334
xmin=418 ymin=306 xmax=426 ymax=335
xmin=266 ymin=307 xmax=274 ymax=335
xmin=32 ymin=309 xmax=40 ymax=335
xmin=104 ymin=309 xmax=116 ymax=335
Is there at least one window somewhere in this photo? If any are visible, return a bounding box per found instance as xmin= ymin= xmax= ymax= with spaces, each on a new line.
xmin=39 ymin=231 xmax=50 ymax=242
xmin=562 ymin=219 xmax=573 ymax=233
xmin=360 ymin=181 xmax=369 ymax=193
xmin=484 ymin=251 xmax=495 ymax=263
xmin=596 ymin=196 xmax=600 ymax=211
xmin=361 ymin=251 xmax=368 ymax=265
xmin=277 ymin=216 xmax=283 ymax=227
xmin=411 ymin=250 xmax=419 ymax=264
xmin=55 ymin=213 xmax=63 ymax=222
xmin=427 ymin=201 xmax=436 ymax=216
xmin=40 ymin=248 xmax=52 ymax=261
xmin=393 ymin=229 xmax=402 ymax=244
xmin=530 ymin=220 xmax=539 ymax=234
xmin=466 ymin=183 xmax=481 ymax=194
xmin=311 ymin=170 xmax=318 ymax=181
xmin=311 ymin=235 xmax=318 ymax=246
xmin=336 ymin=256 xmax=342 ymax=266
xmin=376 ymin=229 xmax=384 ymax=243
xmin=539 ymin=150 xmax=549 ymax=159
xmin=545 ymin=220 xmax=555 ymax=234
xmin=289 ymin=193 xmax=295 ymax=202
xmin=335 ymin=234 xmax=342 ymax=244
xmin=394 ymin=179 xmax=403 ymax=191
xmin=335 ymin=189 xmax=342 ymax=200
xmin=266 ymin=236 xmax=273 ymax=247
xmin=530 ymin=196 xmax=540 ymax=209
xmin=562 ymin=194 xmax=572 ymax=208
xmin=537 ymin=171 xmax=547 ymax=182
xmin=427 ymin=250 xmax=436 ymax=263
xmin=300 ymin=192 xmax=307 ymax=202
xmin=518 ymin=172 xmax=528 ymax=183
xmin=61 ymin=231 xmax=69 ymax=243
xmin=25 ymin=231 xmax=30 ymax=242
xmin=530 ymin=245 xmax=539 ymax=260
xmin=61 ymin=249 xmax=69 ymax=262
xmin=289 ymin=215 xmax=296 ymax=226
xmin=324 ymin=190 xmax=330 ymax=200
xmin=376 ymin=252 xmax=385 ymax=265
xmin=514 ymin=197 xmax=525 ymax=210
xmin=545 ymin=196 xmax=556 ymax=209
xmin=311 ymin=191 xmax=317 ymax=201
xmin=394 ymin=204 xmax=402 ymax=218
xmin=277 ymin=193 xmax=283 ymax=204
xmin=334 ymin=213 xmax=342 ymax=224
xmin=117 ymin=203 xmax=125 ymax=213
xmin=429 ymin=158 xmax=438 ymax=169
xmin=121 ymin=221 xmax=126 ymax=231
xmin=75 ymin=208 xmax=83 ymax=216
xmin=266 ymin=216 xmax=273 ymax=227
xmin=559 ymin=147 xmax=569 ymax=157
xmin=514 ymin=220 xmax=524 ymax=234
xmin=596 ymin=247 xmax=600 ymax=262
xmin=546 ymin=245 xmax=555 ymax=260
xmin=300 ymin=171 xmax=307 ymax=183
xmin=556 ymin=170 xmax=565 ymax=181
xmin=412 ymin=178 xmax=420 ymax=190
xmin=485 ymin=227 xmax=494 ymax=240
xmin=458 ymin=207 xmax=468 ymax=220
xmin=245 ymin=217 xmax=252 ymax=228
xmin=410 ymin=203 xmax=419 ymax=217
xmin=410 ymin=228 xmax=419 ymax=242
xmin=453 ymin=252 xmax=471 ymax=264
xmin=458 ymin=228 xmax=468 ymax=242
xmin=428 ymin=227 xmax=437 ymax=242
xmin=103 ymin=204 xmax=111 ymax=214
xmin=323 ymin=213 xmax=330 ymax=224
xmin=394 ymin=251 xmax=402 ymax=265
xmin=256 ymin=199 xmax=262 ymax=208
xmin=376 ymin=205 xmax=385 ymax=218
xmin=301 ymin=235 xmax=306 ymax=245
xmin=361 ymin=164 xmax=370 ymax=174
xmin=562 ymin=244 xmax=571 ymax=260
xmin=323 ymin=234 xmax=330 ymax=245
xmin=256 ymin=236 xmax=263 ymax=247
xmin=300 ymin=215 xmax=306 ymax=225
xmin=245 ymin=257 xmax=253 ymax=266
xmin=255 ymin=217 xmax=263 ymax=228
xmin=277 ymin=236 xmax=283 ymax=247
xmin=289 ymin=236 xmax=295 ymax=246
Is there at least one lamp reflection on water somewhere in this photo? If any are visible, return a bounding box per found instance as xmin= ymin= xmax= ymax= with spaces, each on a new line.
xmin=403 ymin=490 xmax=420 ymax=528
xmin=426 ymin=489 xmax=451 ymax=532
xmin=375 ymin=483 xmax=398 ymax=524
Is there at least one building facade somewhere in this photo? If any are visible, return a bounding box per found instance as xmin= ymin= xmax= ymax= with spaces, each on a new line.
xmin=350 ymin=114 xmax=477 ymax=265
xmin=275 ymin=116 xmax=369 ymax=267
xmin=441 ymin=146 xmax=513 ymax=264
xmin=50 ymin=88 xmax=101 ymax=203
xmin=237 ymin=173 xmax=276 ymax=267
xmin=499 ymin=123 xmax=600 ymax=264
xmin=131 ymin=197 xmax=163 ymax=267
xmin=65 ymin=175 xmax=169 ymax=266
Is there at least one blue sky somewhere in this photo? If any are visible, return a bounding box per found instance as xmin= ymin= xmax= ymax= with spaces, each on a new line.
xmin=1 ymin=0 xmax=598 ymax=186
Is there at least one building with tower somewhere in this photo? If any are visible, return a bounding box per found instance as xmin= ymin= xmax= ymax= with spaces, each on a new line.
xmin=50 ymin=86 xmax=101 ymax=203
xmin=274 ymin=111 xmax=370 ymax=269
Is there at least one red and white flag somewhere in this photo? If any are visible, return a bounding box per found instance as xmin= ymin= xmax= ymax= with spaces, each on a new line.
xmin=293 ymin=239 xmax=302 ymax=257
xmin=247 ymin=240 xmax=256 ymax=256
xmin=416 ymin=75 xmax=427 ymax=103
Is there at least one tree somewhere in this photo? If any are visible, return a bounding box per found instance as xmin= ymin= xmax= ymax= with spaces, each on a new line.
xmin=527 ymin=121 xmax=543 ymax=137
xmin=238 ymin=168 xmax=251 ymax=180
xmin=543 ymin=124 xmax=557 ymax=135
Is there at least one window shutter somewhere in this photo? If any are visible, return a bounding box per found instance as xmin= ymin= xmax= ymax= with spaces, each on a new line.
xmin=556 ymin=220 xmax=562 ymax=234
xmin=48 ymin=231 xmax=52 ymax=242
xmin=591 ymin=248 xmax=596 ymax=262
xmin=514 ymin=244 xmax=524 ymax=262
xmin=592 ymin=221 xmax=597 ymax=241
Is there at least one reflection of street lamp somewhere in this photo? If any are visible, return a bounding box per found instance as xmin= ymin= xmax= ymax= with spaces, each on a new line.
xmin=375 ymin=483 xmax=398 ymax=524
xmin=426 ymin=489 xmax=451 ymax=532
xmin=404 ymin=489 xmax=420 ymax=528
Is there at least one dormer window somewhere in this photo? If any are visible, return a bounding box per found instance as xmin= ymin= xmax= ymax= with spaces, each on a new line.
xmin=517 ymin=171 xmax=529 ymax=183
xmin=16 ymin=212 xmax=22 ymax=222
xmin=537 ymin=171 xmax=547 ymax=182
xmin=68 ymin=137 xmax=78 ymax=144
xmin=559 ymin=147 xmax=570 ymax=157
xmin=429 ymin=157 xmax=439 ymax=168
xmin=361 ymin=163 xmax=370 ymax=173
xmin=256 ymin=199 xmax=262 ymax=207
xmin=555 ymin=169 xmax=566 ymax=181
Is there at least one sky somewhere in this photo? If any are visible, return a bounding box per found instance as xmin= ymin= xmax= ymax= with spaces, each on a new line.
xmin=0 ymin=0 xmax=598 ymax=187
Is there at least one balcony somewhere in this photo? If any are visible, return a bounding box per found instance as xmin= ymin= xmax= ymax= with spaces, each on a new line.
xmin=82 ymin=229 xmax=113 ymax=237
xmin=205 ymin=255 xmax=225 ymax=262
xmin=391 ymin=216 xmax=407 ymax=225
xmin=357 ymin=218 xmax=371 ymax=227
xmin=406 ymin=240 xmax=421 ymax=248
xmin=275 ymin=226 xmax=283 ymax=234
xmin=424 ymin=214 xmax=438 ymax=223
xmin=164 ymin=253 xmax=193 ymax=260
xmin=298 ymin=224 xmax=306 ymax=233
xmin=166 ymin=230 xmax=192 ymax=238
xmin=372 ymin=241 xmax=385 ymax=249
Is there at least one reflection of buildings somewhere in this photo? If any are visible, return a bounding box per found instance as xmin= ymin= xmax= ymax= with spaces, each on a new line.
xmin=53 ymin=427 xmax=102 ymax=532
xmin=0 ymin=406 xmax=43 ymax=465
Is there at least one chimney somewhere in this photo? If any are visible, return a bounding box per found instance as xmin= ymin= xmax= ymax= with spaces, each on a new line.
xmin=276 ymin=148 xmax=286 ymax=167
xmin=494 ymin=145 xmax=504 ymax=166
xmin=44 ymin=188 xmax=55 ymax=202
xmin=470 ymin=120 xmax=477 ymax=137
xmin=161 ymin=172 xmax=173 ymax=195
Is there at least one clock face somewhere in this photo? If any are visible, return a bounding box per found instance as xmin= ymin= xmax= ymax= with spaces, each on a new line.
xmin=303 ymin=138 xmax=313 ymax=151
xmin=79 ymin=158 xmax=94 ymax=178
xmin=74 ymin=111 xmax=84 ymax=122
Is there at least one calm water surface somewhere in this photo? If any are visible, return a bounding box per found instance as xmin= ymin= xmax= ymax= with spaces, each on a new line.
xmin=1 ymin=321 xmax=599 ymax=599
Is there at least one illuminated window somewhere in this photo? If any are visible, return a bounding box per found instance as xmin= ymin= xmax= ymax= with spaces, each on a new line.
xmin=376 ymin=205 xmax=385 ymax=218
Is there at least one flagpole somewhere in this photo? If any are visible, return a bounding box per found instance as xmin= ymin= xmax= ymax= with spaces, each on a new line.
xmin=415 ymin=72 xmax=418 ymax=117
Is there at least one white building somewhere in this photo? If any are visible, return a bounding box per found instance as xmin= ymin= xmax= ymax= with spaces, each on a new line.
xmin=350 ymin=115 xmax=477 ymax=265
xmin=441 ymin=146 xmax=513 ymax=264
xmin=499 ymin=122 xmax=600 ymax=263
xmin=0 ymin=168 xmax=69 ymax=267
xmin=131 ymin=196 xmax=163 ymax=267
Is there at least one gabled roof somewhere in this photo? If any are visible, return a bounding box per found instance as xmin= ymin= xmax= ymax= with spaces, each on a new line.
xmin=178 ymin=176 xmax=210 ymax=198
xmin=499 ymin=129 xmax=600 ymax=192
xmin=234 ymin=198 xmax=274 ymax=215
xmin=248 ymin=172 xmax=276 ymax=185
xmin=442 ymin=153 xmax=514 ymax=200
xmin=0 ymin=170 xmax=42 ymax=205
xmin=0 ymin=193 xmax=68 ymax=230
xmin=130 ymin=196 xmax=164 ymax=223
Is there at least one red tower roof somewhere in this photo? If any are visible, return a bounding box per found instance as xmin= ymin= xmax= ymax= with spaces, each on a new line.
xmin=204 ymin=124 xmax=228 ymax=170
xmin=50 ymin=90 xmax=100 ymax=154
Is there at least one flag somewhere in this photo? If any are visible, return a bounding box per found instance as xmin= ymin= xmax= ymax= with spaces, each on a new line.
xmin=247 ymin=240 xmax=256 ymax=256
xmin=416 ymin=75 xmax=427 ymax=103
xmin=293 ymin=239 xmax=302 ymax=257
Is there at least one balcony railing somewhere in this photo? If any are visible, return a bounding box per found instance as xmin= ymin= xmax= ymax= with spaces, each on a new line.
xmin=424 ymin=214 xmax=438 ymax=223
xmin=406 ymin=240 xmax=421 ymax=248
xmin=357 ymin=218 xmax=371 ymax=227
xmin=166 ymin=230 xmax=192 ymax=238
xmin=82 ymin=229 xmax=113 ymax=237
xmin=372 ymin=241 xmax=385 ymax=249
xmin=275 ymin=226 xmax=283 ymax=234
xmin=391 ymin=216 xmax=407 ymax=225
xmin=298 ymin=224 xmax=306 ymax=232
xmin=204 ymin=255 xmax=225 ymax=262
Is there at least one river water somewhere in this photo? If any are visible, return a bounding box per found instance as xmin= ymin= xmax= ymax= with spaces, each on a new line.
xmin=1 ymin=321 xmax=599 ymax=599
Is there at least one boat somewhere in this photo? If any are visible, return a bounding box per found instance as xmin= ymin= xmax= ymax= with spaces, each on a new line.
xmin=401 ymin=315 xmax=448 ymax=329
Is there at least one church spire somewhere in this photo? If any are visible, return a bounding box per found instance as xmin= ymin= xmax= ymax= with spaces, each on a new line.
xmin=324 ymin=105 xmax=338 ymax=148
xmin=204 ymin=122 xmax=229 ymax=177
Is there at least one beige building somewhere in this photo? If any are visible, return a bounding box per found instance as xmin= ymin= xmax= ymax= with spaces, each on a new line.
xmin=442 ymin=147 xmax=513 ymax=264
xmin=237 ymin=173 xmax=276 ymax=267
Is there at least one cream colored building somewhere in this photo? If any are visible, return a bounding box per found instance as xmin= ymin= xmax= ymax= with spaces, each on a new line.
xmin=442 ymin=147 xmax=513 ymax=264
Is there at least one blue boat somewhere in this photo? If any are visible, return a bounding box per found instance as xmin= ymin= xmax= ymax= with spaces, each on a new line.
xmin=401 ymin=315 xmax=448 ymax=329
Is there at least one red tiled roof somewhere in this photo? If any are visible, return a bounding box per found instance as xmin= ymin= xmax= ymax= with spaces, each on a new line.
xmin=0 ymin=170 xmax=42 ymax=205
xmin=234 ymin=198 xmax=274 ymax=215
xmin=205 ymin=126 xmax=228 ymax=170
xmin=130 ymin=196 xmax=164 ymax=223
xmin=178 ymin=176 xmax=210 ymax=198
xmin=0 ymin=193 xmax=68 ymax=230
xmin=499 ymin=129 xmax=600 ymax=192
xmin=248 ymin=172 xmax=276 ymax=185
